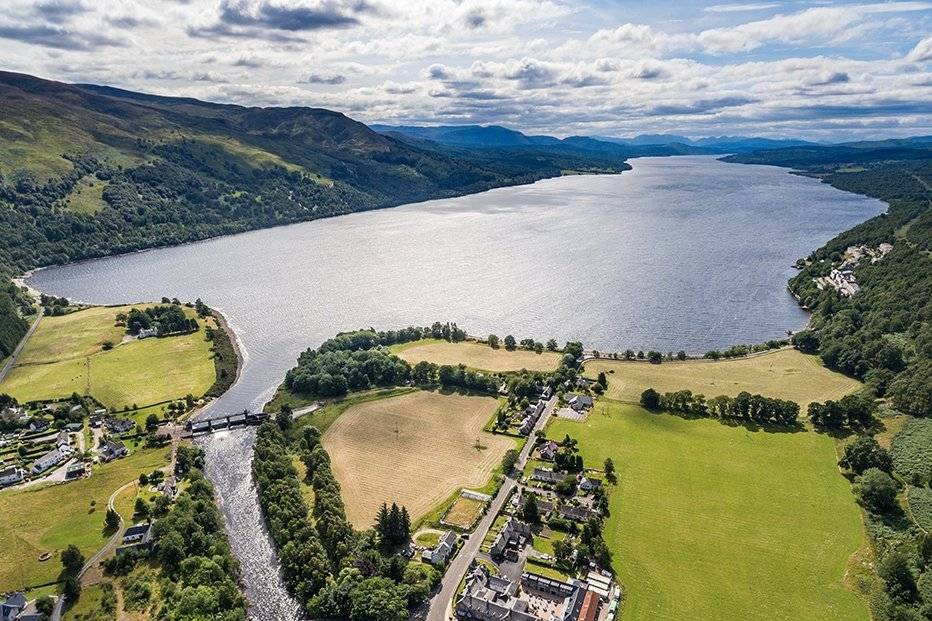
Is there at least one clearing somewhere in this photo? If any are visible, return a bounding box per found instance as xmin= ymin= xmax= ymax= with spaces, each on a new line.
xmin=392 ymin=339 xmax=561 ymax=373
xmin=323 ymin=390 xmax=514 ymax=528
xmin=585 ymin=348 xmax=860 ymax=406
xmin=0 ymin=448 xmax=168 ymax=592
xmin=547 ymin=400 xmax=868 ymax=621
xmin=0 ymin=304 xmax=217 ymax=409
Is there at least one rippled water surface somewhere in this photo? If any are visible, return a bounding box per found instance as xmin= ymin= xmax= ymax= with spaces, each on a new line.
xmin=28 ymin=156 xmax=886 ymax=619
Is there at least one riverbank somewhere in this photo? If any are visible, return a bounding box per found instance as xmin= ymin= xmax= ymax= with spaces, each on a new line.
xmin=205 ymin=307 xmax=244 ymax=401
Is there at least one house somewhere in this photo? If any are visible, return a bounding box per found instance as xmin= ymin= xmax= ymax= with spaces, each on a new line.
xmin=99 ymin=440 xmax=128 ymax=462
xmin=421 ymin=530 xmax=457 ymax=566
xmin=538 ymin=440 xmax=559 ymax=461
xmin=541 ymin=386 xmax=553 ymax=400
xmin=578 ymin=477 xmax=602 ymax=493
xmin=28 ymin=418 xmax=49 ymax=433
xmin=490 ymin=517 xmax=532 ymax=559
xmin=577 ymin=590 xmax=601 ymax=621
xmin=137 ymin=327 xmax=158 ymax=339
xmin=0 ymin=466 xmax=24 ymax=487
xmin=118 ymin=522 xmax=154 ymax=554
xmin=585 ymin=571 xmax=612 ymax=600
xmin=56 ymin=430 xmax=70 ymax=448
xmin=105 ymin=417 xmax=135 ymax=434
xmin=531 ymin=467 xmax=566 ymax=485
xmin=565 ymin=394 xmax=593 ymax=412
xmin=158 ymin=476 xmax=177 ymax=499
xmin=456 ymin=565 xmax=534 ymax=621
xmin=521 ymin=572 xmax=577 ymax=598
xmin=558 ymin=504 xmax=593 ymax=522
xmin=30 ymin=446 xmax=69 ymax=474
xmin=65 ymin=462 xmax=87 ymax=480
xmin=0 ymin=593 xmax=27 ymax=621
xmin=64 ymin=422 xmax=84 ymax=432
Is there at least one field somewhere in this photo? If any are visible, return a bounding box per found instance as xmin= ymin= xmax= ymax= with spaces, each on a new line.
xmin=392 ymin=339 xmax=561 ymax=372
xmin=322 ymin=390 xmax=514 ymax=527
xmin=548 ymin=400 xmax=868 ymax=621
xmin=585 ymin=349 xmax=861 ymax=406
xmin=443 ymin=495 xmax=486 ymax=529
xmin=0 ymin=304 xmax=216 ymax=409
xmin=0 ymin=448 xmax=168 ymax=592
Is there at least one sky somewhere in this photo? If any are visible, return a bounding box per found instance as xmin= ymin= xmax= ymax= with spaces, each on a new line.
xmin=1 ymin=0 xmax=931 ymax=140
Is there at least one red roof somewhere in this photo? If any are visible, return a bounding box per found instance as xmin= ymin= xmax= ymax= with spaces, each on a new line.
xmin=578 ymin=590 xmax=600 ymax=621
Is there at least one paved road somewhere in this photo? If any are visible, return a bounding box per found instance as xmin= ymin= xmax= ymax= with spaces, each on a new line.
xmin=426 ymin=396 xmax=556 ymax=621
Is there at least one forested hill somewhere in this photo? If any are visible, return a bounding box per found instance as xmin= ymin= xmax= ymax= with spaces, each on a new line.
xmin=725 ymin=144 xmax=932 ymax=417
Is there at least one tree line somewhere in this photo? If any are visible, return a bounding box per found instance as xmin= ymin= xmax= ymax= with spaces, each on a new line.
xmin=640 ymin=388 xmax=800 ymax=426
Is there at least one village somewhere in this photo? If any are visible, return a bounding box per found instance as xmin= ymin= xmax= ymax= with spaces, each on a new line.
xmin=812 ymin=242 xmax=893 ymax=297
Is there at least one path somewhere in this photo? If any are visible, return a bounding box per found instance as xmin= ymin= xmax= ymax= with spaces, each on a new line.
xmin=292 ymin=403 xmax=321 ymax=419
xmin=0 ymin=313 xmax=41 ymax=383
xmin=425 ymin=396 xmax=556 ymax=621
xmin=78 ymin=479 xmax=136 ymax=581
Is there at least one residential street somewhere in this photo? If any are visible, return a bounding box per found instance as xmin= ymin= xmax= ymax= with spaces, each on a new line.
xmin=425 ymin=396 xmax=556 ymax=621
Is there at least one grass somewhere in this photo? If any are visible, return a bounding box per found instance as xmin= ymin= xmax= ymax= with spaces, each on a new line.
xmin=64 ymin=176 xmax=108 ymax=214
xmin=391 ymin=339 xmax=561 ymax=373
xmin=62 ymin=582 xmax=114 ymax=621
xmin=524 ymin=559 xmax=570 ymax=581
xmin=292 ymin=454 xmax=316 ymax=509
xmin=443 ymin=496 xmax=486 ymax=529
xmin=0 ymin=305 xmax=216 ymax=409
xmin=323 ymin=390 xmax=514 ymax=528
xmin=585 ymin=349 xmax=861 ymax=406
xmin=415 ymin=531 xmax=441 ymax=548
xmin=286 ymin=387 xmax=417 ymax=436
xmin=891 ymin=417 xmax=932 ymax=483
xmin=548 ymin=399 xmax=868 ymax=621
xmin=531 ymin=528 xmax=566 ymax=557
xmin=0 ymin=448 xmax=168 ymax=592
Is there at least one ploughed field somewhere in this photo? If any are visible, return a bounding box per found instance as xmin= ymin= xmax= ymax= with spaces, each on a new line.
xmin=322 ymin=390 xmax=514 ymax=528
xmin=585 ymin=349 xmax=861 ymax=406
xmin=548 ymin=401 xmax=868 ymax=621
xmin=0 ymin=305 xmax=216 ymax=410
xmin=391 ymin=339 xmax=561 ymax=373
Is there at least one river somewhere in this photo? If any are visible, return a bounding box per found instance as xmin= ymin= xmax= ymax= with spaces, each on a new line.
xmin=27 ymin=155 xmax=886 ymax=619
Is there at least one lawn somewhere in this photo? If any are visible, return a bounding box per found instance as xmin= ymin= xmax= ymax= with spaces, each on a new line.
xmin=323 ymin=390 xmax=515 ymax=528
xmin=392 ymin=339 xmax=561 ymax=373
xmin=0 ymin=304 xmax=217 ymax=409
xmin=585 ymin=349 xmax=861 ymax=406
xmin=548 ymin=400 xmax=868 ymax=621
xmin=0 ymin=448 xmax=168 ymax=592
xmin=443 ymin=496 xmax=486 ymax=529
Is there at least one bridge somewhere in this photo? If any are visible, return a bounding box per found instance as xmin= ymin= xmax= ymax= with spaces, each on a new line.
xmin=183 ymin=411 xmax=270 ymax=436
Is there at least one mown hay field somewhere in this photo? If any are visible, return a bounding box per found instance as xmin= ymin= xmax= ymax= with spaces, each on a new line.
xmin=548 ymin=400 xmax=868 ymax=621
xmin=392 ymin=339 xmax=561 ymax=372
xmin=323 ymin=390 xmax=513 ymax=527
xmin=443 ymin=496 xmax=486 ymax=529
xmin=0 ymin=304 xmax=216 ymax=409
xmin=586 ymin=348 xmax=861 ymax=406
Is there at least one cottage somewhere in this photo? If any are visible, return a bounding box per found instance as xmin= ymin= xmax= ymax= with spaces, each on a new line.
xmin=99 ymin=440 xmax=128 ymax=462
xmin=531 ymin=467 xmax=566 ymax=485
xmin=490 ymin=517 xmax=533 ymax=559
xmin=456 ymin=565 xmax=534 ymax=621
xmin=558 ymin=504 xmax=593 ymax=522
xmin=137 ymin=327 xmax=158 ymax=339
xmin=0 ymin=466 xmax=24 ymax=487
xmin=538 ymin=440 xmax=559 ymax=461
xmin=56 ymin=430 xmax=70 ymax=448
xmin=578 ymin=477 xmax=602 ymax=493
xmin=118 ymin=522 xmax=156 ymax=555
xmin=28 ymin=418 xmax=50 ymax=433
xmin=421 ymin=530 xmax=457 ymax=566
xmin=565 ymin=394 xmax=593 ymax=412
xmin=105 ymin=417 xmax=135 ymax=435
xmin=30 ymin=446 xmax=69 ymax=474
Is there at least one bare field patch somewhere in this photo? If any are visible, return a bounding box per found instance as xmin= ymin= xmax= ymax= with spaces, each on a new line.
xmin=323 ymin=390 xmax=513 ymax=528
xmin=393 ymin=339 xmax=560 ymax=372
xmin=443 ymin=496 xmax=486 ymax=529
xmin=586 ymin=349 xmax=861 ymax=406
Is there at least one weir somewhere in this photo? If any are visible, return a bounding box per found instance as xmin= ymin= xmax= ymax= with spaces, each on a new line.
xmin=185 ymin=411 xmax=270 ymax=436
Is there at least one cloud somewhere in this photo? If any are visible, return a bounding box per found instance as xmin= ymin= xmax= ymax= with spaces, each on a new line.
xmin=191 ymin=0 xmax=376 ymax=38
xmin=233 ymin=56 xmax=264 ymax=68
xmin=703 ymin=3 xmax=779 ymax=12
xmin=381 ymin=80 xmax=418 ymax=94
xmin=907 ymin=36 xmax=932 ymax=62
xmin=0 ymin=23 xmax=123 ymax=50
xmin=33 ymin=0 xmax=87 ymax=24
xmin=650 ymin=96 xmax=756 ymax=116
xmin=307 ymin=73 xmax=347 ymax=84
xmin=806 ymin=71 xmax=850 ymax=86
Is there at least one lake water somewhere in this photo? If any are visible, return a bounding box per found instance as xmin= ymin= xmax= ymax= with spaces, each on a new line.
xmin=27 ymin=156 xmax=886 ymax=619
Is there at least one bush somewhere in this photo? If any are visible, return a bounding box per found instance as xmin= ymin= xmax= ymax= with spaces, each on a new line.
xmin=640 ymin=388 xmax=661 ymax=410
xmin=854 ymin=468 xmax=899 ymax=514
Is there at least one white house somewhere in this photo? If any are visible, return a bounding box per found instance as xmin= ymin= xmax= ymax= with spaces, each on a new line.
xmin=30 ymin=446 xmax=70 ymax=475
xmin=0 ymin=466 xmax=24 ymax=487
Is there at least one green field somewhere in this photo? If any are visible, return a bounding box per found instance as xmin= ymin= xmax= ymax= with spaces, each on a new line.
xmin=548 ymin=400 xmax=868 ymax=621
xmin=585 ymin=349 xmax=861 ymax=406
xmin=0 ymin=448 xmax=168 ymax=592
xmin=0 ymin=304 xmax=216 ymax=409
xmin=391 ymin=339 xmax=561 ymax=372
xmin=64 ymin=176 xmax=108 ymax=214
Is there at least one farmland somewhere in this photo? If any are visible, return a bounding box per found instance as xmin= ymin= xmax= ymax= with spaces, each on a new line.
xmin=0 ymin=304 xmax=217 ymax=409
xmin=392 ymin=339 xmax=561 ymax=372
xmin=443 ymin=495 xmax=486 ymax=529
xmin=548 ymin=400 xmax=868 ymax=621
xmin=322 ymin=390 xmax=514 ymax=527
xmin=585 ymin=349 xmax=861 ymax=406
xmin=0 ymin=448 xmax=168 ymax=593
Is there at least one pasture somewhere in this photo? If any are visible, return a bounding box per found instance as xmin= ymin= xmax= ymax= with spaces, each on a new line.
xmin=0 ymin=448 xmax=168 ymax=592
xmin=585 ymin=348 xmax=860 ymax=406
xmin=322 ymin=390 xmax=514 ymax=528
xmin=548 ymin=400 xmax=868 ymax=621
xmin=392 ymin=339 xmax=561 ymax=372
xmin=0 ymin=304 xmax=216 ymax=409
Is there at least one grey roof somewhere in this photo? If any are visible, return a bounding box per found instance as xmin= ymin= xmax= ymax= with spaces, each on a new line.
xmin=532 ymin=468 xmax=565 ymax=483
xmin=558 ymin=504 xmax=593 ymax=522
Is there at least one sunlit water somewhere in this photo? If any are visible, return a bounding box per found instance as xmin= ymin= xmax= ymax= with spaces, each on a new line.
xmin=28 ymin=156 xmax=886 ymax=619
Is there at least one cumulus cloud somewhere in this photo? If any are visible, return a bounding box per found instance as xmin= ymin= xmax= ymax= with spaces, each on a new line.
xmin=907 ymin=35 xmax=932 ymax=62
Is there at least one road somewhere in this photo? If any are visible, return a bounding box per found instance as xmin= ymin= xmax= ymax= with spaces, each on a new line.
xmin=425 ymin=396 xmax=556 ymax=621
xmin=79 ymin=479 xmax=135 ymax=581
xmin=0 ymin=313 xmax=41 ymax=382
